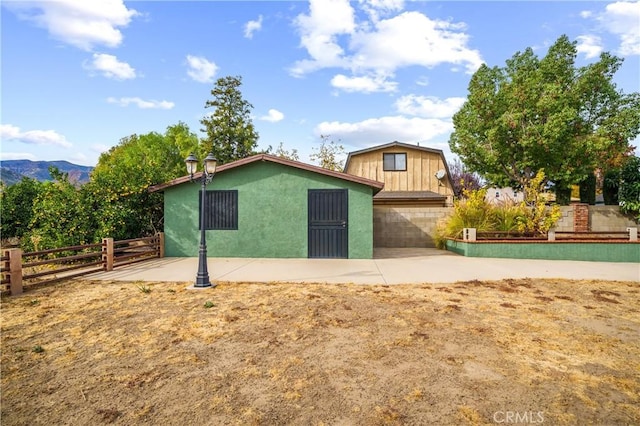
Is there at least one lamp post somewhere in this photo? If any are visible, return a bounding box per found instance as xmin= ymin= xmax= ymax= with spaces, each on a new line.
xmin=185 ymin=152 xmax=218 ymax=288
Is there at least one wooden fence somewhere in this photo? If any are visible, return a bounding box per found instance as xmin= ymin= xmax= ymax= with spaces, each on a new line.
xmin=1 ymin=233 xmax=164 ymax=296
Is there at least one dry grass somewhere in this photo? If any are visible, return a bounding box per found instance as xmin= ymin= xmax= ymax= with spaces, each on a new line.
xmin=1 ymin=278 xmax=639 ymax=425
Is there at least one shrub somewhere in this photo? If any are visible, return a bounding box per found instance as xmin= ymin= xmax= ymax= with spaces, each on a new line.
xmin=491 ymin=201 xmax=526 ymax=233
xmin=579 ymin=173 xmax=597 ymax=205
xmin=517 ymin=170 xmax=562 ymax=235
xmin=619 ymin=156 xmax=640 ymax=223
xmin=435 ymin=170 xmax=561 ymax=247
xmin=434 ymin=189 xmax=494 ymax=248
xmin=603 ymin=169 xmax=619 ymax=205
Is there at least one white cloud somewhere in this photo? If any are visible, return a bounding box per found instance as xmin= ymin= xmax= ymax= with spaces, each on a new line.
xmin=600 ymin=1 xmax=640 ymax=55
xmin=330 ymin=73 xmax=398 ymax=93
xmin=244 ymin=15 xmax=263 ymax=39
xmin=359 ymin=0 xmax=405 ymax=22
xmin=582 ymin=1 xmax=640 ymax=56
xmin=0 ymin=124 xmax=72 ymax=148
xmin=290 ymin=2 xmax=484 ymax=90
xmin=4 ymin=0 xmax=138 ymax=51
xmin=186 ymin=55 xmax=218 ymax=83
xmin=107 ymin=97 xmax=175 ymax=109
xmin=290 ymin=0 xmax=356 ymax=76
xmin=349 ymin=12 xmax=483 ymax=74
xmin=576 ymin=35 xmax=603 ymax=58
xmin=84 ymin=53 xmax=136 ymax=80
xmin=315 ymin=116 xmax=453 ymax=147
xmin=260 ymin=109 xmax=285 ymax=122
xmin=0 ymin=152 xmax=38 ymax=161
xmin=394 ymin=95 xmax=466 ymax=118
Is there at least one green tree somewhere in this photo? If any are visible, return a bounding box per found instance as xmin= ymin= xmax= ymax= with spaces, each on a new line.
xmin=88 ymin=123 xmax=200 ymax=240
xmin=310 ymin=135 xmax=346 ymax=171
xmin=27 ymin=168 xmax=93 ymax=249
xmin=578 ymin=173 xmax=596 ymax=205
xmin=200 ymin=75 xmax=259 ymax=164
xmin=603 ymin=169 xmax=620 ymax=205
xmin=0 ymin=177 xmax=43 ymax=239
xmin=618 ymin=155 xmax=640 ymax=222
xmin=272 ymin=142 xmax=300 ymax=161
xmin=449 ymin=35 xmax=640 ymax=203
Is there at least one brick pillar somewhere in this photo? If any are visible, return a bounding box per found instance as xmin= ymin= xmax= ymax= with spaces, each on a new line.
xmin=573 ymin=203 xmax=589 ymax=232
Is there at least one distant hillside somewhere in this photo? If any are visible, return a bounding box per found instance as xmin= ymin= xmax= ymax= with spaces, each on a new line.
xmin=0 ymin=160 xmax=93 ymax=186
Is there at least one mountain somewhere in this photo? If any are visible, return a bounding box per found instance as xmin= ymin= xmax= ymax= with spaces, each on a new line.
xmin=0 ymin=160 xmax=93 ymax=185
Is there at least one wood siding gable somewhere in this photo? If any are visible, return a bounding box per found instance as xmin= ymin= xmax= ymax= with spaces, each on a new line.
xmin=344 ymin=144 xmax=453 ymax=198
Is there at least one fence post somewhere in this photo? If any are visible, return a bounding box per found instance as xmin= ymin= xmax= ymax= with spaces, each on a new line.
xmin=7 ymin=249 xmax=23 ymax=296
xmin=102 ymin=238 xmax=114 ymax=271
xmin=548 ymin=228 xmax=556 ymax=241
xmin=157 ymin=232 xmax=165 ymax=258
xmin=628 ymin=227 xmax=638 ymax=242
xmin=463 ymin=228 xmax=476 ymax=242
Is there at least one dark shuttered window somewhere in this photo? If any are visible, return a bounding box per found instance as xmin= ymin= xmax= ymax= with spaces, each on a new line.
xmin=199 ymin=190 xmax=238 ymax=230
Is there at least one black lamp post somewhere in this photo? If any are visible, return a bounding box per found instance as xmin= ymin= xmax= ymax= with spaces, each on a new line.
xmin=185 ymin=152 xmax=218 ymax=288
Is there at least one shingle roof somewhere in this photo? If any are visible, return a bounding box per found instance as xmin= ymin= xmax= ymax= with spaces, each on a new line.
xmin=148 ymin=153 xmax=384 ymax=193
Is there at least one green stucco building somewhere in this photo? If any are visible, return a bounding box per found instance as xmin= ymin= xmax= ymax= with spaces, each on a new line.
xmin=150 ymin=154 xmax=383 ymax=259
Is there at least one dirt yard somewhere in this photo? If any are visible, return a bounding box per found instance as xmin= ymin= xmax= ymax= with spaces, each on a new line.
xmin=1 ymin=278 xmax=639 ymax=425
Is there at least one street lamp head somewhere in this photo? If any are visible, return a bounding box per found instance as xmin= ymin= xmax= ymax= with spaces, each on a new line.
xmin=204 ymin=153 xmax=218 ymax=175
xmin=185 ymin=153 xmax=198 ymax=176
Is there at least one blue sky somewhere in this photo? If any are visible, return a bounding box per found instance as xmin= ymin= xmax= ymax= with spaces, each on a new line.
xmin=1 ymin=0 xmax=639 ymax=167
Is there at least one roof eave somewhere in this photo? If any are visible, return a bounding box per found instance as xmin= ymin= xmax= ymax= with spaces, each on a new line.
xmin=149 ymin=154 xmax=384 ymax=194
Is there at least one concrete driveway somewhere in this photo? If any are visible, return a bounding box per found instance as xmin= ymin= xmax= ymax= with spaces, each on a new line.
xmin=86 ymin=248 xmax=640 ymax=285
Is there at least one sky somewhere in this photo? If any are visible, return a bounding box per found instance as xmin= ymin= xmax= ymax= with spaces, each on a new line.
xmin=1 ymin=0 xmax=639 ymax=168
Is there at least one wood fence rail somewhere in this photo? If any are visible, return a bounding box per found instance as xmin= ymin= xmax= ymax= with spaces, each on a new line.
xmin=1 ymin=233 xmax=164 ymax=296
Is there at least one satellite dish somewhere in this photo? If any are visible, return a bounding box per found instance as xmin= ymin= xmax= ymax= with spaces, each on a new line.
xmin=435 ymin=169 xmax=446 ymax=180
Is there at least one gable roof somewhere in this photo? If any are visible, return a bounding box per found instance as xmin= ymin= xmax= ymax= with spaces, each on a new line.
xmin=343 ymin=141 xmax=453 ymax=187
xmin=344 ymin=140 xmax=449 ymax=169
xmin=149 ymin=153 xmax=384 ymax=193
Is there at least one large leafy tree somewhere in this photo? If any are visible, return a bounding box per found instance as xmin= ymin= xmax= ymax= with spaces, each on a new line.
xmin=449 ymin=35 xmax=640 ymax=201
xmin=200 ymin=75 xmax=259 ymax=164
xmin=27 ymin=168 xmax=93 ymax=250
xmin=0 ymin=177 xmax=43 ymax=240
xmin=87 ymin=123 xmax=200 ymax=239
xmin=619 ymin=155 xmax=640 ymax=222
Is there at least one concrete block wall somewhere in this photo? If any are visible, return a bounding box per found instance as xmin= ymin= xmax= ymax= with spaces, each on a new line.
xmin=373 ymin=206 xmax=452 ymax=247
xmin=554 ymin=206 xmax=574 ymax=232
xmin=374 ymin=205 xmax=636 ymax=248
xmin=554 ymin=205 xmax=635 ymax=232
xmin=589 ymin=206 xmax=637 ymax=231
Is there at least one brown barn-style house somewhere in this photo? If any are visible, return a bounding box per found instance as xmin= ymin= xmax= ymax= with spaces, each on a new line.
xmin=344 ymin=141 xmax=454 ymax=248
